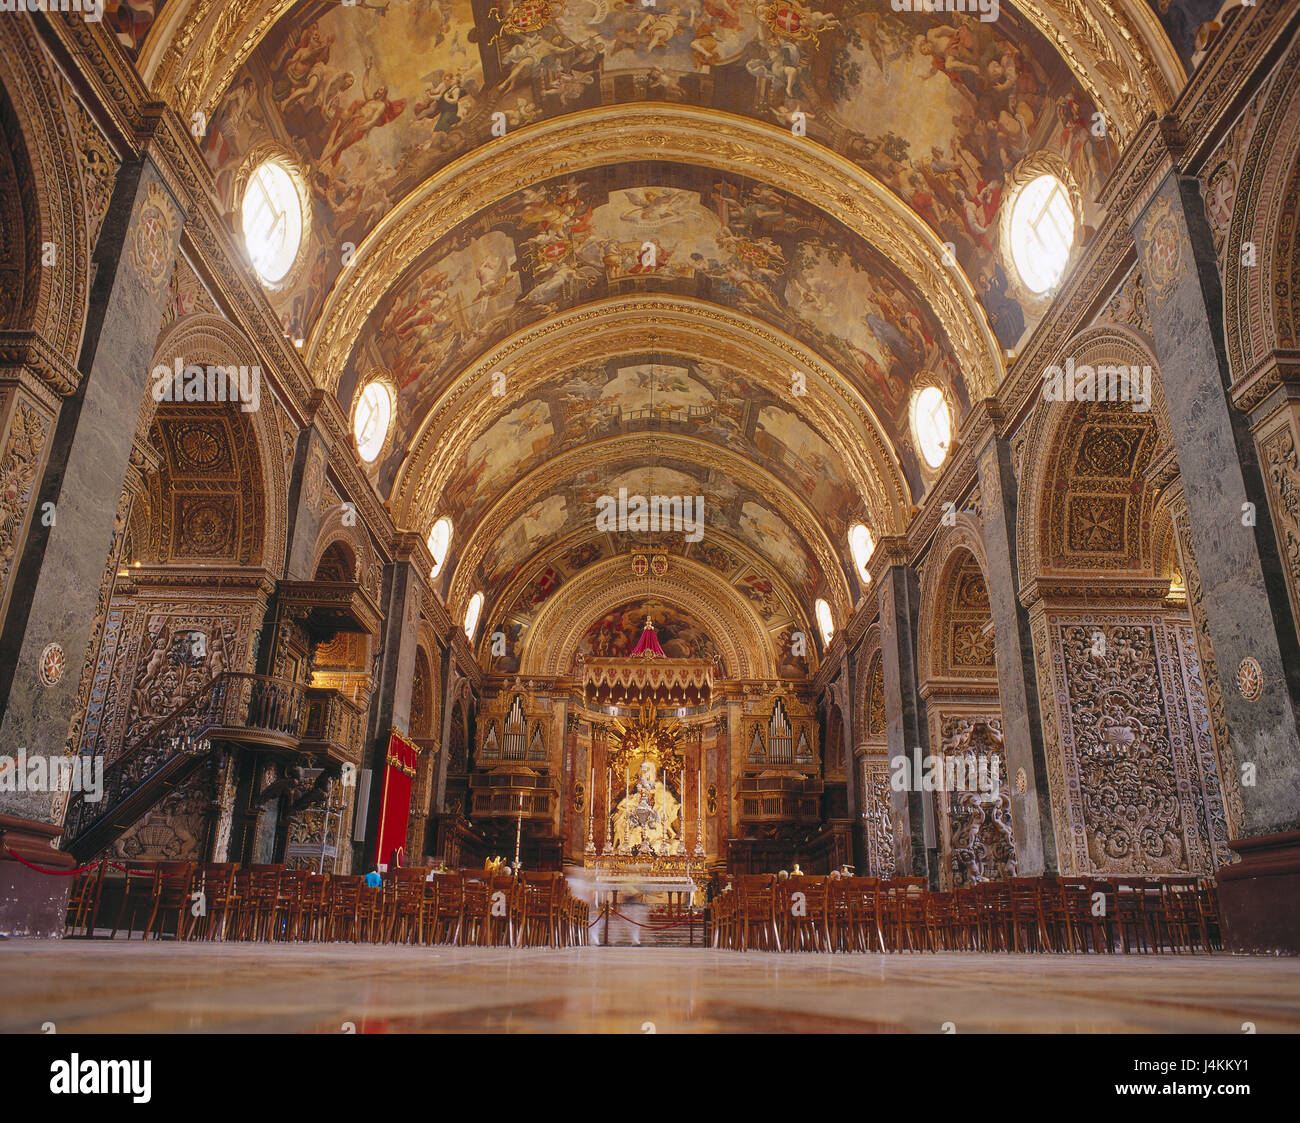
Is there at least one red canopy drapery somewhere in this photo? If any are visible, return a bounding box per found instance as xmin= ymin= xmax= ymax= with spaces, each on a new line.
xmin=374 ymin=728 xmax=419 ymax=867
xmin=630 ymin=616 xmax=665 ymax=658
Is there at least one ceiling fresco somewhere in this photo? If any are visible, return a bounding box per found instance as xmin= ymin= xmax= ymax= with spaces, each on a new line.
xmin=431 ymin=354 xmax=863 ymax=544
xmin=203 ymin=0 xmax=1117 ymax=351
xmin=339 ymin=166 xmax=964 ymax=499
xmin=469 ymin=449 xmax=822 ymax=596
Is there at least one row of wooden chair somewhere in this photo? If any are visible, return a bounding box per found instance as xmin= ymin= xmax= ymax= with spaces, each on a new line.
xmin=710 ymin=874 xmax=1223 ymax=954
xmin=66 ymin=862 xmax=591 ymax=948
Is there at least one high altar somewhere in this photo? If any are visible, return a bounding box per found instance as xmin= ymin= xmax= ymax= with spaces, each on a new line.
xmin=431 ymin=602 xmax=847 ymax=903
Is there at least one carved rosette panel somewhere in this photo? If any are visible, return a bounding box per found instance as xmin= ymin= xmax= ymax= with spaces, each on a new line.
xmin=1037 ymin=613 xmax=1225 ymax=876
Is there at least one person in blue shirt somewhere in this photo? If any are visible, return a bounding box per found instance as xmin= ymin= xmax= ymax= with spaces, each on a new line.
xmin=364 ymin=866 xmax=382 ymax=888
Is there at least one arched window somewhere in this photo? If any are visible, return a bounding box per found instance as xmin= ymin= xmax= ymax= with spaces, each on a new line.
xmin=1008 ymin=173 xmax=1075 ymax=294
xmin=427 ymin=517 xmax=452 ymax=578
xmin=849 ymin=523 xmax=875 ymax=583
xmin=354 ymin=381 xmax=393 ymax=463
xmin=463 ymin=591 xmax=484 ymax=642
xmin=241 ymin=159 xmax=304 ymax=285
xmin=911 ymin=386 xmax=951 ymax=469
xmin=815 ymin=598 xmax=834 ymax=647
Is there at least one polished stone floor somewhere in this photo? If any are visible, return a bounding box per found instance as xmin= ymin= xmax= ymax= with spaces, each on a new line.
xmin=3 ymin=943 xmax=1300 ymax=1033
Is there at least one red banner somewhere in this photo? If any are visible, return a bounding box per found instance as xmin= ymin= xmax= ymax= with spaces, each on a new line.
xmin=374 ymin=729 xmax=419 ymax=867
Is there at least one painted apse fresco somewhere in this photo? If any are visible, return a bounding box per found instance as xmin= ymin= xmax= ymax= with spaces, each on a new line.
xmin=343 ymin=168 xmax=961 ymax=501
xmin=204 ymin=0 xmax=1118 ymax=358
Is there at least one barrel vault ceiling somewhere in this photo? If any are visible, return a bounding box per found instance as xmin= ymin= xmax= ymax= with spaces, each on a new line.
xmin=125 ymin=0 xmax=1193 ymax=669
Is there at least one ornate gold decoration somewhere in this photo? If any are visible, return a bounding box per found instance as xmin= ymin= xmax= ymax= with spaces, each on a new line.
xmin=131 ymin=180 xmax=180 ymax=295
xmin=1139 ymin=195 xmax=1185 ymax=300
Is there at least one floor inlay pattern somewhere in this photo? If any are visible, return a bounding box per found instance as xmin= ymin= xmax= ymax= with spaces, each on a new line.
xmin=2 ymin=944 xmax=1299 ymax=1033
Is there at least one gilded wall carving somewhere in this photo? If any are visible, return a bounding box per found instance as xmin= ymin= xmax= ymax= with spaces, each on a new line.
xmin=1259 ymin=419 xmax=1300 ymax=630
xmin=1036 ymin=613 xmax=1228 ymax=875
xmin=936 ymin=714 xmax=1016 ymax=888
xmin=0 ymin=400 xmax=50 ymax=611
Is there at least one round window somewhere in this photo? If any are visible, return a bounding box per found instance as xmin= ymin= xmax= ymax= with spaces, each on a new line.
xmin=241 ymin=160 xmax=304 ymax=285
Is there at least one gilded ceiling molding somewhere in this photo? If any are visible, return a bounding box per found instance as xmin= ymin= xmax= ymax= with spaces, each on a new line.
xmin=0 ymin=15 xmax=90 ymax=364
xmin=488 ymin=519 xmax=813 ymax=646
xmin=1223 ymin=38 xmax=1300 ymax=392
xmin=147 ymin=0 xmax=293 ymax=123
xmin=307 ymin=106 xmax=1004 ymax=398
xmin=520 ymin=555 xmax=778 ymax=680
xmin=1018 ymin=0 xmax=1183 ymax=141
xmin=446 ymin=430 xmax=850 ymax=625
xmin=393 ymin=295 xmax=909 ymax=535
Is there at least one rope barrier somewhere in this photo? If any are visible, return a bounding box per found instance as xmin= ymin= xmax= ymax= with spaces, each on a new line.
xmin=4 ymin=849 xmax=129 ymax=876
xmin=608 ymin=906 xmax=700 ymax=931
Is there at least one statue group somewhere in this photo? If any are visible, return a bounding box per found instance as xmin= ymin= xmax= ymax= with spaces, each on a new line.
xmin=612 ymin=760 xmax=686 ymax=857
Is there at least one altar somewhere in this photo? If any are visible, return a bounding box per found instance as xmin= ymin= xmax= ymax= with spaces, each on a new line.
xmin=568 ymin=857 xmax=703 ymax=946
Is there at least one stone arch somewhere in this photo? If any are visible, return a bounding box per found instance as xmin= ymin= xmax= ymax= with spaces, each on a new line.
xmin=519 ymin=555 xmax=779 ymax=680
xmin=309 ymin=504 xmax=382 ymax=603
xmin=0 ymin=17 xmax=89 ymax=362
xmin=1016 ymin=325 xmax=1173 ymax=589
xmin=919 ymin=528 xmax=997 ymax=690
xmin=140 ymin=314 xmax=289 ymax=569
xmin=1224 ymin=44 xmax=1300 ymax=383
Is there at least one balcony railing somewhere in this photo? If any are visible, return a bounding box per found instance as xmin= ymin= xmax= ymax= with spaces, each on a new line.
xmin=64 ymin=672 xmax=359 ymax=857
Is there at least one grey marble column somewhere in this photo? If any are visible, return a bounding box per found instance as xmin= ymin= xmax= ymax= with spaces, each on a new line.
xmin=0 ymin=158 xmax=183 ymax=805
xmin=358 ymin=544 xmax=424 ymax=866
xmin=875 ymin=541 xmax=934 ymax=883
xmin=1133 ymin=170 xmax=1300 ymax=837
xmin=976 ymin=420 xmax=1058 ymax=874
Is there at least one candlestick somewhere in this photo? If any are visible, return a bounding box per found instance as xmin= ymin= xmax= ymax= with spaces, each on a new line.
xmin=513 ymin=790 xmax=523 ymax=874
xmin=605 ymin=763 xmax=613 ymax=851
xmin=585 ymin=766 xmax=596 ymax=856
xmin=694 ymin=765 xmax=704 ymax=857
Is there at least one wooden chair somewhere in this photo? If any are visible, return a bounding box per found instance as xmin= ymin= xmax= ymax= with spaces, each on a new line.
xmin=1113 ymin=879 xmax=1156 ymax=953
xmin=66 ymin=861 xmax=106 ymax=938
xmin=522 ymin=873 xmax=564 ymax=947
xmin=390 ymin=868 xmax=432 ymax=945
xmin=1008 ymin=877 xmax=1049 ymax=952
xmin=1058 ymin=879 xmax=1109 ymax=953
xmin=430 ymin=873 xmax=463 ymax=945
xmin=293 ymin=873 xmax=331 ymax=942
xmin=189 ymin=863 xmax=239 ymax=941
xmin=923 ymin=890 xmax=958 ymax=952
xmin=779 ymin=876 xmax=829 ymax=952
xmin=1197 ymin=879 xmax=1223 ymax=951
xmin=880 ymin=878 xmax=927 ymax=952
xmin=325 ymin=875 xmax=363 ymax=942
xmin=736 ymin=875 xmax=779 ymax=952
xmin=458 ymin=874 xmax=492 ymax=946
xmin=143 ymin=861 xmax=197 ymax=940
xmin=357 ymin=882 xmax=386 ymax=943
xmin=951 ymin=886 xmax=985 ymax=951
xmin=237 ymin=868 xmax=283 ymax=941
xmin=487 ymin=873 xmax=523 ymax=946
xmin=111 ymin=863 xmax=160 ymax=939
xmin=826 ymin=877 xmax=855 ymax=952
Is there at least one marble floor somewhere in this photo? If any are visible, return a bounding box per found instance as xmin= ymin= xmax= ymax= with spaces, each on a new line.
xmin=2 ymin=942 xmax=1299 ymax=1033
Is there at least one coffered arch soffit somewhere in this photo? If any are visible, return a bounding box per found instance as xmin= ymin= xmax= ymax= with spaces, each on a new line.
xmin=1015 ymin=324 xmax=1174 ymax=589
